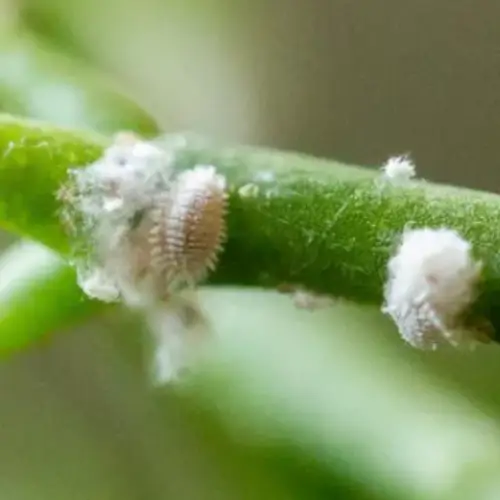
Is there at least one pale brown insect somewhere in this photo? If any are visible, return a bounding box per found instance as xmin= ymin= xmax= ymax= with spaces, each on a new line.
xmin=125 ymin=165 xmax=227 ymax=300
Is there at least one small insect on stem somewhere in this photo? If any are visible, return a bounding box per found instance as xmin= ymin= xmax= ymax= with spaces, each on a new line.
xmin=382 ymin=227 xmax=486 ymax=350
xmin=57 ymin=132 xmax=227 ymax=383
xmin=380 ymin=154 xmax=416 ymax=185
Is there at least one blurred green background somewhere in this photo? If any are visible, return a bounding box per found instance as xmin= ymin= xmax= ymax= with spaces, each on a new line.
xmin=20 ymin=0 xmax=500 ymax=189
xmin=2 ymin=1 xmax=500 ymax=499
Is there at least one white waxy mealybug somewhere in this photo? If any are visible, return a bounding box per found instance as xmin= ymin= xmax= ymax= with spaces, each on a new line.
xmin=382 ymin=227 xmax=482 ymax=350
xmin=164 ymin=165 xmax=227 ymax=287
xmin=59 ymin=131 xmax=227 ymax=302
xmin=381 ymin=155 xmax=416 ymax=184
xmin=123 ymin=166 xmax=227 ymax=298
xmin=58 ymin=133 xmax=227 ymax=383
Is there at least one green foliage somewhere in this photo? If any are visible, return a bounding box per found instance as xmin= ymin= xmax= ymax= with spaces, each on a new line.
xmin=0 ymin=241 xmax=102 ymax=354
xmin=1 ymin=19 xmax=500 ymax=500
xmin=0 ymin=32 xmax=157 ymax=135
xmin=185 ymin=289 xmax=500 ymax=500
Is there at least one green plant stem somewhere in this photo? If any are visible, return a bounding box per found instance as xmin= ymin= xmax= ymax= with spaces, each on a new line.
xmin=1 ymin=114 xmax=500 ymax=337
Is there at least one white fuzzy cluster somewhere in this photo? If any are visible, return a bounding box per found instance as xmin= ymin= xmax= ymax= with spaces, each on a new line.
xmin=59 ymin=132 xmax=174 ymax=305
xmin=382 ymin=228 xmax=482 ymax=350
xmin=147 ymin=294 xmax=208 ymax=385
xmin=58 ymin=132 xmax=227 ymax=383
xmin=59 ymin=133 xmax=226 ymax=304
xmin=381 ymin=155 xmax=416 ymax=184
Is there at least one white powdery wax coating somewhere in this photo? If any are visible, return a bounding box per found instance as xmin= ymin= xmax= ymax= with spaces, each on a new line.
xmin=59 ymin=134 xmax=227 ymax=385
xmin=382 ymin=227 xmax=482 ymax=350
xmin=76 ymin=266 xmax=120 ymax=303
xmin=381 ymin=155 xmax=416 ymax=184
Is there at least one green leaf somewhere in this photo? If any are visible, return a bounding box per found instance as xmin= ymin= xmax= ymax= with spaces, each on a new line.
xmin=184 ymin=288 xmax=500 ymax=500
xmin=0 ymin=240 xmax=102 ymax=354
xmin=0 ymin=31 xmax=158 ymax=136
